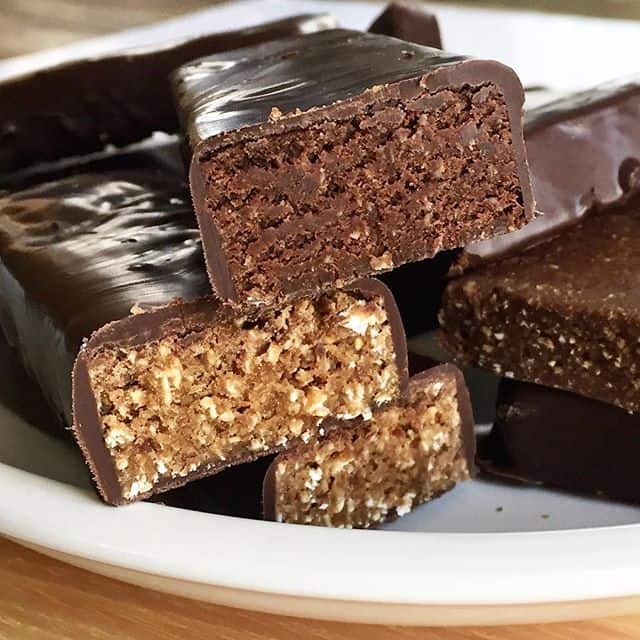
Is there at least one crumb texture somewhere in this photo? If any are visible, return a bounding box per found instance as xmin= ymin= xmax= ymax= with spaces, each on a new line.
xmin=199 ymin=82 xmax=526 ymax=303
xmin=86 ymin=290 xmax=401 ymax=501
xmin=439 ymin=206 xmax=640 ymax=412
xmin=273 ymin=374 xmax=469 ymax=528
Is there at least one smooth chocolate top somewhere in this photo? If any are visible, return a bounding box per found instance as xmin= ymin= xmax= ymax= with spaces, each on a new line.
xmin=0 ymin=14 xmax=336 ymax=173
xmin=368 ymin=2 xmax=442 ymax=49
xmin=466 ymin=75 xmax=640 ymax=261
xmin=172 ymin=29 xmax=528 ymax=170
xmin=0 ymin=141 xmax=206 ymax=422
xmin=478 ymin=378 xmax=640 ymax=504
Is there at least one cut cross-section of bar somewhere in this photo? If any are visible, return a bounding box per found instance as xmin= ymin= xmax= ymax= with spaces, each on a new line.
xmin=173 ymin=29 xmax=533 ymax=305
xmin=263 ymin=363 xmax=474 ymax=528
xmin=74 ymin=281 xmax=408 ymax=504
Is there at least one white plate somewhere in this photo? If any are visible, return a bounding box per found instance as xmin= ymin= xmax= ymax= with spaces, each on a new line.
xmin=2 ymin=0 xmax=640 ymax=626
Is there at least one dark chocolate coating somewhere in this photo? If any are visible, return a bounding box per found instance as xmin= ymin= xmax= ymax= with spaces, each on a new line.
xmin=0 ymin=141 xmax=205 ymax=427
xmin=262 ymin=356 xmax=475 ymax=521
xmin=0 ymin=329 xmax=66 ymax=439
xmin=0 ymin=14 xmax=336 ymax=173
xmin=466 ymin=75 xmax=640 ymax=262
xmin=368 ymin=2 xmax=442 ymax=49
xmin=378 ymin=250 xmax=458 ymax=337
xmin=479 ymin=378 xmax=640 ymax=504
xmin=157 ymin=455 xmax=274 ymax=519
xmin=174 ymin=29 xmax=532 ymax=302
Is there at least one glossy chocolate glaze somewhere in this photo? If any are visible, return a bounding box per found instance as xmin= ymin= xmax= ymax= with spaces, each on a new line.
xmin=479 ymin=378 xmax=640 ymax=504
xmin=465 ymin=75 xmax=640 ymax=262
xmin=0 ymin=141 xmax=207 ymax=425
xmin=0 ymin=14 xmax=336 ymax=173
xmin=173 ymin=29 xmax=529 ymax=164
xmin=368 ymin=2 xmax=443 ymax=49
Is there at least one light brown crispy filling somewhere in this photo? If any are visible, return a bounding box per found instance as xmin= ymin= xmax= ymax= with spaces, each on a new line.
xmin=273 ymin=374 xmax=469 ymax=528
xmin=87 ymin=291 xmax=400 ymax=500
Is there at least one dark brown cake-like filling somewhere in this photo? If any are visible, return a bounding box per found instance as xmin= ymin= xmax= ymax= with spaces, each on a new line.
xmin=198 ymin=82 xmax=526 ymax=304
xmin=85 ymin=290 xmax=402 ymax=502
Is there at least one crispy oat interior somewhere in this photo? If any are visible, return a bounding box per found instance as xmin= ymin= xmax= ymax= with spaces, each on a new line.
xmin=87 ymin=290 xmax=401 ymax=501
xmin=273 ymin=373 xmax=469 ymax=528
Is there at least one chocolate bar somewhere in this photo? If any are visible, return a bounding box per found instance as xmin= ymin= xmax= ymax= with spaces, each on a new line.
xmin=440 ymin=198 xmax=640 ymax=412
xmin=173 ymin=29 xmax=533 ymax=305
xmin=0 ymin=150 xmax=408 ymax=504
xmin=0 ymin=14 xmax=335 ymax=173
xmin=465 ymin=75 xmax=640 ymax=263
xmin=368 ymin=2 xmax=443 ymax=48
xmin=0 ymin=329 xmax=62 ymax=439
xmin=479 ymin=378 xmax=640 ymax=504
xmin=263 ymin=362 xmax=474 ymax=528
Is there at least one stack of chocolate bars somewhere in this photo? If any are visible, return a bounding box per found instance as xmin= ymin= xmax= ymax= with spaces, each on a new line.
xmin=440 ymin=76 xmax=640 ymax=503
xmin=1 ymin=3 xmax=542 ymax=528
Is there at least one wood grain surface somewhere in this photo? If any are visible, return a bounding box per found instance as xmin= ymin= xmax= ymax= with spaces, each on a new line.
xmin=1 ymin=1 xmax=640 ymax=638
xmin=1 ymin=536 xmax=640 ymax=640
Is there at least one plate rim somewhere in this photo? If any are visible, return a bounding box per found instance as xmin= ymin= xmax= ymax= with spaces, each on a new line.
xmin=2 ymin=462 xmax=640 ymax=607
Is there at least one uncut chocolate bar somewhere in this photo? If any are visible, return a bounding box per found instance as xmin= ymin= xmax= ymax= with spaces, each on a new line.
xmin=369 ymin=2 xmax=442 ymax=48
xmin=479 ymin=379 xmax=640 ymax=504
xmin=440 ymin=197 xmax=640 ymax=413
xmin=172 ymin=29 xmax=533 ymax=305
xmin=0 ymin=146 xmax=408 ymax=505
xmin=0 ymin=14 xmax=335 ymax=173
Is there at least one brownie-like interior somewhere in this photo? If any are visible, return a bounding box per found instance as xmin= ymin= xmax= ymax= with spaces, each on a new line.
xmin=82 ymin=289 xmax=403 ymax=502
xmin=440 ymin=203 xmax=640 ymax=412
xmin=270 ymin=368 xmax=470 ymax=528
xmin=197 ymin=81 xmax=526 ymax=304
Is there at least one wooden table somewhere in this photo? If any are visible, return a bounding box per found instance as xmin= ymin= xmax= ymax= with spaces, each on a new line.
xmin=1 ymin=536 xmax=640 ymax=639
xmin=2 ymin=1 xmax=640 ymax=637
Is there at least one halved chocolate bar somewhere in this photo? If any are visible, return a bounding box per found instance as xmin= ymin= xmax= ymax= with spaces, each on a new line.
xmin=263 ymin=362 xmax=474 ymax=528
xmin=173 ymin=29 xmax=533 ymax=305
